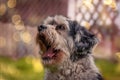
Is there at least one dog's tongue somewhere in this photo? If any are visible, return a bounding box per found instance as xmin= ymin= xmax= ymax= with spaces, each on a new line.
xmin=43 ymin=48 xmax=55 ymax=58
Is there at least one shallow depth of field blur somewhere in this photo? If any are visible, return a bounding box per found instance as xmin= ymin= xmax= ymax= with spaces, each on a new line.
xmin=0 ymin=0 xmax=120 ymax=80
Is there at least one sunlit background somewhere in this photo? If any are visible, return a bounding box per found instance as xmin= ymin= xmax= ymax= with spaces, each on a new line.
xmin=0 ymin=0 xmax=120 ymax=80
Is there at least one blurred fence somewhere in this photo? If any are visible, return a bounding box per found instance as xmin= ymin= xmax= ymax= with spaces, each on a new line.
xmin=0 ymin=22 xmax=38 ymax=58
xmin=71 ymin=0 xmax=120 ymax=59
xmin=0 ymin=0 xmax=68 ymax=58
xmin=0 ymin=0 xmax=68 ymax=25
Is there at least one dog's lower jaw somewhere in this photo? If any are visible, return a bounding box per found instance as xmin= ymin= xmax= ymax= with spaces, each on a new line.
xmin=44 ymin=54 xmax=102 ymax=80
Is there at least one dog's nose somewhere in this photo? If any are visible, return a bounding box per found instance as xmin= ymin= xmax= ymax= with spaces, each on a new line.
xmin=38 ymin=25 xmax=47 ymax=32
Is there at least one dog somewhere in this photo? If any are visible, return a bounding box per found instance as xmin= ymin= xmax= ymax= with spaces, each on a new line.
xmin=36 ymin=15 xmax=103 ymax=80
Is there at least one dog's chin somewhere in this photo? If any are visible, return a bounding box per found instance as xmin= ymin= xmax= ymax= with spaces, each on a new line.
xmin=41 ymin=48 xmax=65 ymax=66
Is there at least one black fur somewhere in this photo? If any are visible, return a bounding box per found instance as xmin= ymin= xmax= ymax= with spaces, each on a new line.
xmin=68 ymin=20 xmax=98 ymax=60
xmin=96 ymin=73 xmax=104 ymax=80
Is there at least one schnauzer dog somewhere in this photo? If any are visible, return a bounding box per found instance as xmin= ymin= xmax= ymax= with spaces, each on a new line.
xmin=36 ymin=15 xmax=103 ymax=80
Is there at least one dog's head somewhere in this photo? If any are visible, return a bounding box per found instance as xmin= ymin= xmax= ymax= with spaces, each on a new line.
xmin=36 ymin=15 xmax=98 ymax=66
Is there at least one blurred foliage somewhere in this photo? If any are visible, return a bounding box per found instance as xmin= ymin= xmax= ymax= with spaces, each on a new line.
xmin=0 ymin=56 xmax=44 ymax=80
xmin=0 ymin=56 xmax=120 ymax=80
xmin=96 ymin=59 xmax=120 ymax=80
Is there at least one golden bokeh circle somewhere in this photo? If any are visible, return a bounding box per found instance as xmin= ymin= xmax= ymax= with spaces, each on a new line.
xmin=103 ymin=0 xmax=113 ymax=5
xmin=14 ymin=21 xmax=25 ymax=30
xmin=0 ymin=4 xmax=7 ymax=16
xmin=13 ymin=32 xmax=21 ymax=42
xmin=116 ymin=52 xmax=120 ymax=59
xmin=12 ymin=14 xmax=21 ymax=25
xmin=20 ymin=31 xmax=31 ymax=44
xmin=7 ymin=0 xmax=16 ymax=8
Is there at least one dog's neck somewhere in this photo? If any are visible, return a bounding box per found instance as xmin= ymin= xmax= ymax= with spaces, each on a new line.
xmin=44 ymin=54 xmax=100 ymax=80
xmin=46 ymin=54 xmax=98 ymax=74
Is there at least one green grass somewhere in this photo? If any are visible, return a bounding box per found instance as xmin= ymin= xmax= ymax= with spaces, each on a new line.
xmin=0 ymin=56 xmax=44 ymax=80
xmin=0 ymin=56 xmax=120 ymax=80
xmin=95 ymin=59 xmax=120 ymax=80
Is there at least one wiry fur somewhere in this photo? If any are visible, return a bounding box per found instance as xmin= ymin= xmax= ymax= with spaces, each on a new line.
xmin=36 ymin=15 xmax=103 ymax=80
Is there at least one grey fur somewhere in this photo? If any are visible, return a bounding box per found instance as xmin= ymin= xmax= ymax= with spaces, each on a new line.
xmin=44 ymin=55 xmax=100 ymax=80
xmin=36 ymin=15 xmax=103 ymax=80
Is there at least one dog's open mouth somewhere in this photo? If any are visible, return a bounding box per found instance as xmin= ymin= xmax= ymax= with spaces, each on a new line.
xmin=42 ymin=47 xmax=60 ymax=60
xmin=38 ymin=34 xmax=64 ymax=65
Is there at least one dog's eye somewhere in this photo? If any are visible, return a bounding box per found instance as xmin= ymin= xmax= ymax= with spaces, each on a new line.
xmin=56 ymin=25 xmax=65 ymax=30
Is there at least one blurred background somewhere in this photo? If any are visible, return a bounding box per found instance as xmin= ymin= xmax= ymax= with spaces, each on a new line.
xmin=0 ymin=0 xmax=120 ymax=80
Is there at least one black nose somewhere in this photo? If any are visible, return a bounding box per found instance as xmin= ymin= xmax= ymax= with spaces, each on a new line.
xmin=38 ymin=25 xmax=47 ymax=32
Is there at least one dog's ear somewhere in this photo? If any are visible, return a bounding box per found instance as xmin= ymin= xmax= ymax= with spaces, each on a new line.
xmin=68 ymin=20 xmax=98 ymax=55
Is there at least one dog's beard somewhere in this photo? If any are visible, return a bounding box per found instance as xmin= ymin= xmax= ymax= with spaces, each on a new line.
xmin=37 ymin=30 xmax=68 ymax=66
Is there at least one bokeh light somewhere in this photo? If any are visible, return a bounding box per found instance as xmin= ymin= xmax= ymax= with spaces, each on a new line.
xmin=110 ymin=1 xmax=117 ymax=10
xmin=116 ymin=52 xmax=120 ymax=59
xmin=25 ymin=56 xmax=44 ymax=73
xmin=101 ymin=13 xmax=107 ymax=20
xmin=81 ymin=21 xmax=91 ymax=30
xmin=82 ymin=0 xmax=93 ymax=9
xmin=0 ymin=3 xmax=7 ymax=16
xmin=14 ymin=21 xmax=25 ymax=30
xmin=7 ymin=0 xmax=16 ymax=8
xmin=13 ymin=32 xmax=21 ymax=42
xmin=0 ymin=37 xmax=6 ymax=48
xmin=103 ymin=0 xmax=117 ymax=9
xmin=32 ymin=58 xmax=43 ymax=73
xmin=12 ymin=14 xmax=25 ymax=30
xmin=76 ymin=0 xmax=82 ymax=8
xmin=20 ymin=31 xmax=31 ymax=44
xmin=106 ymin=18 xmax=112 ymax=25
xmin=84 ymin=22 xmax=91 ymax=30
xmin=12 ymin=14 xmax=21 ymax=25
xmin=103 ymin=0 xmax=113 ymax=5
